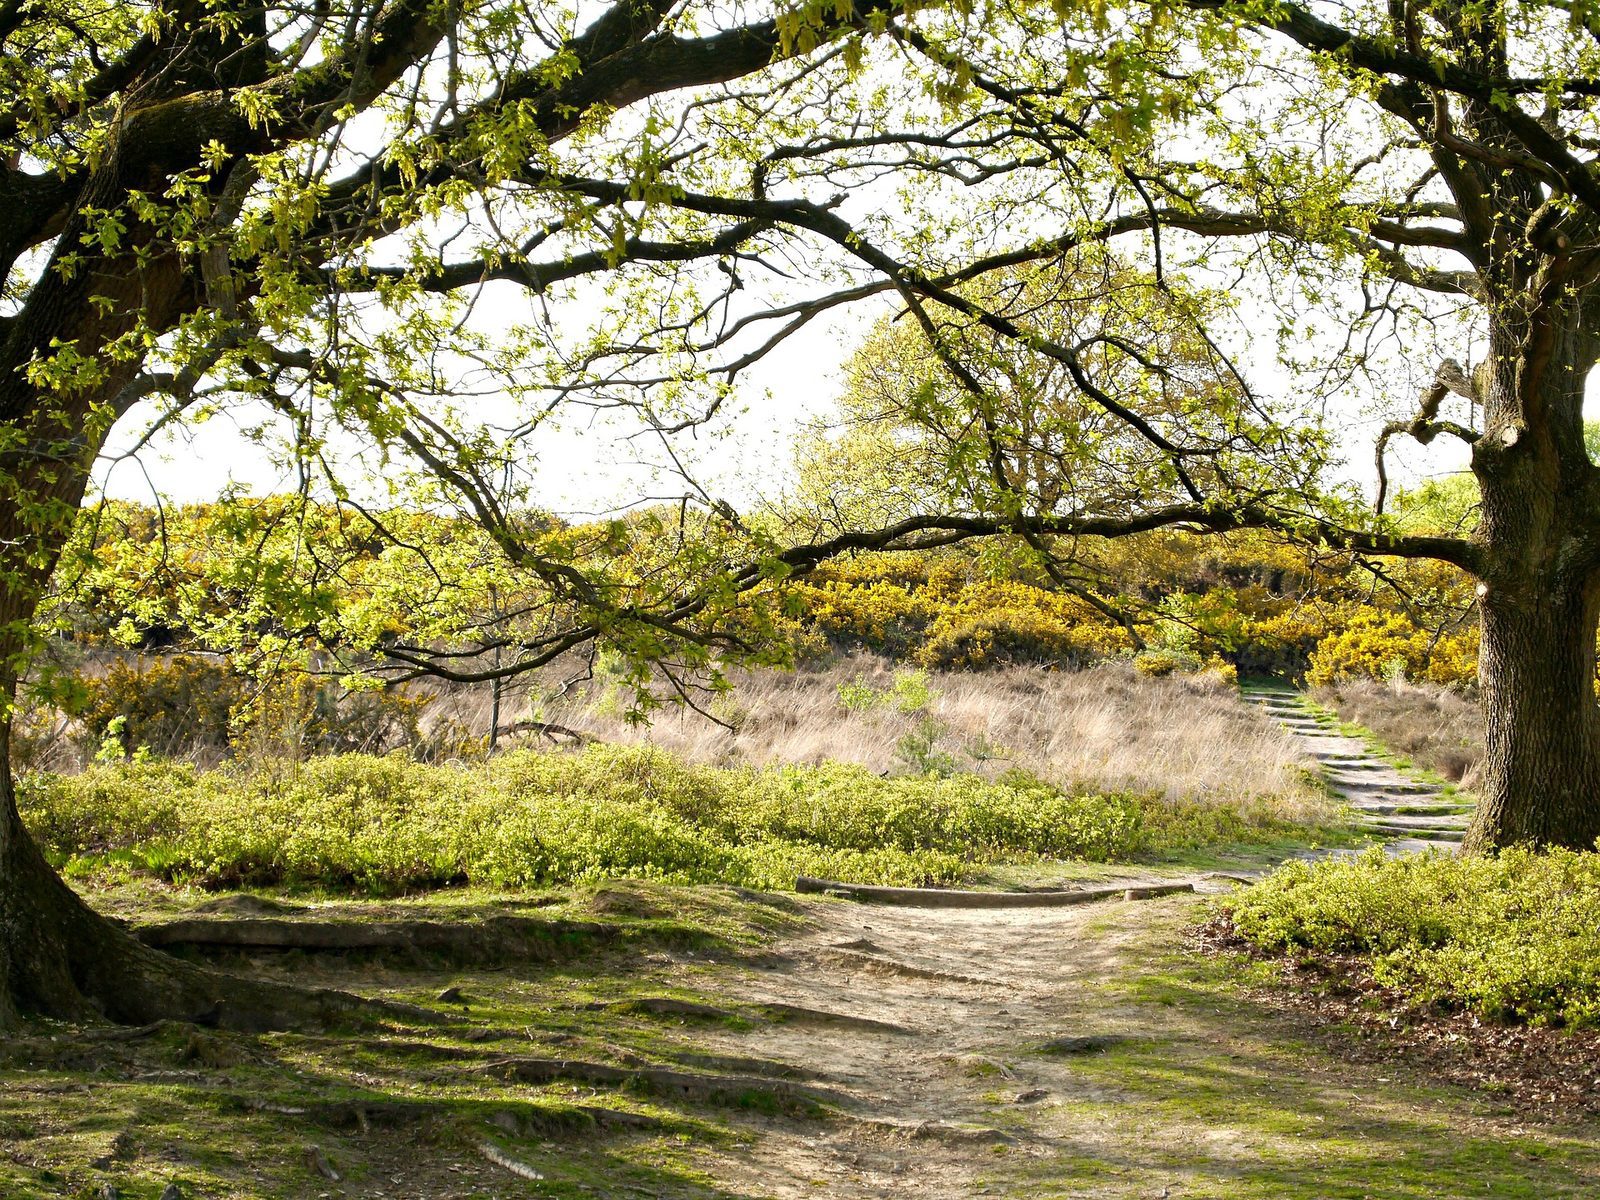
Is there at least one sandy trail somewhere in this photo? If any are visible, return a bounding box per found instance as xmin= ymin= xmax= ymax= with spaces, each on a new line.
xmin=666 ymin=891 xmax=1203 ymax=1198
xmin=620 ymin=881 xmax=1600 ymax=1200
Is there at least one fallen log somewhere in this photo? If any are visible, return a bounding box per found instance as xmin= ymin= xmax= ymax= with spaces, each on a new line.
xmin=136 ymin=914 xmax=617 ymax=963
xmin=794 ymin=877 xmax=1194 ymax=907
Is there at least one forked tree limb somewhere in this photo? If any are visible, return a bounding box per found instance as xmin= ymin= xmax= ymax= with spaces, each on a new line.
xmin=1375 ymin=359 xmax=1482 ymax=514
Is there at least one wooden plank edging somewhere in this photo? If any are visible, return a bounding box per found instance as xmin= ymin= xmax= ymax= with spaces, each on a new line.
xmin=793 ymin=877 xmax=1194 ymax=908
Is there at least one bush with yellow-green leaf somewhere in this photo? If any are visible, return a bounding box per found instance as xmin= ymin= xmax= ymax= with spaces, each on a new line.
xmin=18 ymin=746 xmax=1165 ymax=894
xmin=1215 ymin=610 xmax=1332 ymax=678
xmin=1225 ymin=847 xmax=1600 ymax=1028
xmin=807 ymin=550 xmax=972 ymax=598
xmin=913 ymin=603 xmax=1132 ymax=671
xmin=794 ymin=571 xmax=1135 ymax=670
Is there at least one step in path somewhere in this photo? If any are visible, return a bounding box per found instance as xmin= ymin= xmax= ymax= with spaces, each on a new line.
xmin=1239 ymin=683 xmax=1473 ymax=855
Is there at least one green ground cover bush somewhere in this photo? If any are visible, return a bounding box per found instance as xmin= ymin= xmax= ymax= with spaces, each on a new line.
xmin=1225 ymin=848 xmax=1600 ymax=1027
xmin=16 ymin=746 xmax=1208 ymax=894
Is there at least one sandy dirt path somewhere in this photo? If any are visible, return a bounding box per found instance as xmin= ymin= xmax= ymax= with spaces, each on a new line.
xmin=696 ymin=895 xmax=1154 ymax=1197
xmin=628 ymin=888 xmax=1600 ymax=1199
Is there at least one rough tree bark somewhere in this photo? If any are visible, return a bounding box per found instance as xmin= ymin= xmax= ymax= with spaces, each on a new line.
xmin=0 ymin=431 xmax=375 ymax=1029
xmin=1462 ymin=300 xmax=1600 ymax=851
xmin=0 ymin=702 xmax=369 ymax=1029
xmin=1467 ymin=578 xmax=1600 ymax=850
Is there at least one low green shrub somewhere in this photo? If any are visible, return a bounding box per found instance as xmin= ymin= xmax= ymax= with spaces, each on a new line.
xmin=833 ymin=667 xmax=937 ymax=714
xmin=1225 ymin=847 xmax=1600 ymax=1028
xmin=17 ymin=745 xmax=1160 ymax=894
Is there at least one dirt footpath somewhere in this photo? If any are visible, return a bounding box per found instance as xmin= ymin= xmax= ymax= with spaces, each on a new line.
xmin=686 ymin=895 xmax=1150 ymax=1197
xmin=10 ymin=883 xmax=1600 ymax=1199
xmin=662 ymin=891 xmax=1600 ymax=1199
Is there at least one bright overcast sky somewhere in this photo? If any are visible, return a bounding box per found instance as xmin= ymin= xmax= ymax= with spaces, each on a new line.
xmin=93 ymin=299 xmax=1496 ymax=518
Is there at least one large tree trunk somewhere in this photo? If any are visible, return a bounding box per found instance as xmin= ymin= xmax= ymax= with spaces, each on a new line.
xmin=0 ymin=729 xmax=201 ymax=1024
xmin=1465 ymin=578 xmax=1600 ymax=851
xmin=0 ymin=431 xmax=360 ymax=1028
xmin=1462 ymin=295 xmax=1600 ymax=852
xmin=0 ymin=707 xmax=362 ymax=1030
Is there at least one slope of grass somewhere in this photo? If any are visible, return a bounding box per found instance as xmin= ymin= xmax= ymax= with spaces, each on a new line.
xmin=528 ymin=657 xmax=1330 ymax=818
xmin=1311 ymin=678 xmax=1481 ymax=786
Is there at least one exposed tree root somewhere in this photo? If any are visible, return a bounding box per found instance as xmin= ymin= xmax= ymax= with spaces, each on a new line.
xmin=821 ymin=946 xmax=998 ymax=987
xmin=136 ymin=913 xmax=619 ymax=967
xmin=190 ymin=894 xmax=307 ymax=916
xmin=664 ymin=1049 xmax=832 ymax=1081
xmin=839 ymin=1115 xmax=1022 ymax=1146
xmin=597 ymin=993 xmax=919 ymax=1038
xmin=235 ymin=1094 xmax=665 ymax=1134
xmin=484 ymin=1055 xmax=852 ymax=1108
xmin=1038 ymin=1034 xmax=1133 ymax=1055
xmin=758 ymin=1001 xmax=919 ymax=1036
xmin=1121 ymin=883 xmax=1197 ymax=900
xmin=1 ymin=807 xmax=385 ymax=1032
xmin=595 ymin=995 xmax=742 ymax=1021
xmin=79 ymin=1019 xmax=182 ymax=1042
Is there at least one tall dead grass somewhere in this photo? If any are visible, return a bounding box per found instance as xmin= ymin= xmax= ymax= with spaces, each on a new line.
xmin=512 ymin=657 xmax=1328 ymax=821
xmin=1311 ymin=678 xmax=1482 ymax=786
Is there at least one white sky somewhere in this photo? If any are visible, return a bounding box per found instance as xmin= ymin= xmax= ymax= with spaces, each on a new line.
xmin=86 ymin=31 xmax=1508 ymax=519
xmin=94 ymin=298 xmax=1492 ymax=517
xmin=94 ymin=304 xmax=871 ymax=516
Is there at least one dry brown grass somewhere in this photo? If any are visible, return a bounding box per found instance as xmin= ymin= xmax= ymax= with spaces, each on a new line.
xmin=20 ymin=647 xmax=1330 ymax=825
xmin=509 ymin=656 xmax=1328 ymax=819
xmin=1312 ymin=678 xmax=1482 ymax=786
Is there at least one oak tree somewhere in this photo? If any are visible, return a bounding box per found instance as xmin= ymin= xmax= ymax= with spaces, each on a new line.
xmin=5 ymin=0 xmax=1600 ymax=1027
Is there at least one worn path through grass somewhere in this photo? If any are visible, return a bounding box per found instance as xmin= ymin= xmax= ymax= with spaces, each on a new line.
xmin=619 ymin=889 xmax=1600 ymax=1198
xmin=1239 ymin=683 xmax=1472 ymax=852
xmin=7 ymin=880 xmax=1599 ymax=1198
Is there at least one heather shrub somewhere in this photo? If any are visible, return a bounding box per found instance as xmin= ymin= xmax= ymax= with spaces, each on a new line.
xmin=1226 ymin=848 xmax=1600 ymax=1028
xmin=18 ymin=745 xmax=1159 ymax=894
